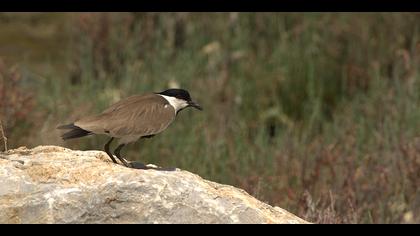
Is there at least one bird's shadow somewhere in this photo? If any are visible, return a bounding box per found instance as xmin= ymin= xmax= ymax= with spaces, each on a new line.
xmin=128 ymin=161 xmax=177 ymax=171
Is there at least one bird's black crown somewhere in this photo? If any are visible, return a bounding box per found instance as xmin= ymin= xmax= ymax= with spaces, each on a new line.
xmin=157 ymin=89 xmax=192 ymax=101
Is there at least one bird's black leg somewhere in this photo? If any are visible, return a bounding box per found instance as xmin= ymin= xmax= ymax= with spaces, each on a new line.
xmin=104 ymin=137 xmax=118 ymax=164
xmin=114 ymin=144 xmax=130 ymax=167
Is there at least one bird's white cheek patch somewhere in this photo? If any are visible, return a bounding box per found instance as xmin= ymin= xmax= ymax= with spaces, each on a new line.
xmin=159 ymin=95 xmax=188 ymax=113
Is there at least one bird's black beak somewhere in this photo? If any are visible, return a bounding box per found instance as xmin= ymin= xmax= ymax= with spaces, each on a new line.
xmin=188 ymin=101 xmax=203 ymax=110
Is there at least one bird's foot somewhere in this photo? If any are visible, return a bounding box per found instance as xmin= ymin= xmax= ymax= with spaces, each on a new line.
xmin=118 ymin=158 xmax=131 ymax=167
xmin=128 ymin=161 xmax=148 ymax=169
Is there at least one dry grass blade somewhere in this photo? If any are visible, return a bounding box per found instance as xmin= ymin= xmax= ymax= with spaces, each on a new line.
xmin=0 ymin=120 xmax=7 ymax=152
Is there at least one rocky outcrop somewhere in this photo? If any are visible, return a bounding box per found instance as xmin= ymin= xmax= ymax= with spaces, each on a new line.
xmin=0 ymin=146 xmax=309 ymax=224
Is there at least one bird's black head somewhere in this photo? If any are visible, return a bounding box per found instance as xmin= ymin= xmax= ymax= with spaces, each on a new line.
xmin=156 ymin=88 xmax=202 ymax=111
xmin=158 ymin=89 xmax=191 ymax=101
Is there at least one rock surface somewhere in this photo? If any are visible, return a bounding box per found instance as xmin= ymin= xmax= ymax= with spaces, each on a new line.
xmin=0 ymin=145 xmax=309 ymax=224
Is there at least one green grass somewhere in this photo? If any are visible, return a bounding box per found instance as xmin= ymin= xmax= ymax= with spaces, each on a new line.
xmin=1 ymin=12 xmax=420 ymax=223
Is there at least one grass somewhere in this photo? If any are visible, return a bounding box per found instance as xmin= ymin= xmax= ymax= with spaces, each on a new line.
xmin=1 ymin=12 xmax=420 ymax=223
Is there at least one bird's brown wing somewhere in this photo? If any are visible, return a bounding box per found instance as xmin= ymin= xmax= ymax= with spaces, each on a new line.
xmin=75 ymin=94 xmax=176 ymax=138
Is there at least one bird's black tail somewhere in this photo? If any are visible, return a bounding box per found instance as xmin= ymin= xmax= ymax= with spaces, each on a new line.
xmin=57 ymin=123 xmax=92 ymax=140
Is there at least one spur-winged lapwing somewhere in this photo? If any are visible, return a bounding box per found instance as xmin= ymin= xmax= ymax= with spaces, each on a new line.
xmin=57 ymin=88 xmax=202 ymax=168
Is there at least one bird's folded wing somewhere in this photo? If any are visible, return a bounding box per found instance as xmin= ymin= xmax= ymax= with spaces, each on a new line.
xmin=75 ymin=94 xmax=175 ymax=137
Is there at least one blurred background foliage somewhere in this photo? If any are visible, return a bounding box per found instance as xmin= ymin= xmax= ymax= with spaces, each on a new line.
xmin=0 ymin=12 xmax=419 ymax=223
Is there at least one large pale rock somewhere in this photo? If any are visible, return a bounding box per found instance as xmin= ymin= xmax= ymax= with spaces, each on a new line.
xmin=0 ymin=145 xmax=308 ymax=224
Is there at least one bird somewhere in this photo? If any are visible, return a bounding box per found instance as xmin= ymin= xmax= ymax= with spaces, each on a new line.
xmin=57 ymin=88 xmax=202 ymax=168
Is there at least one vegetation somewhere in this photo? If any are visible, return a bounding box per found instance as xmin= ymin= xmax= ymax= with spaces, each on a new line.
xmin=0 ymin=13 xmax=419 ymax=223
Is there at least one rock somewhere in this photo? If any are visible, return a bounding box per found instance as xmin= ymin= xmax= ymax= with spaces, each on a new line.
xmin=0 ymin=145 xmax=309 ymax=224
